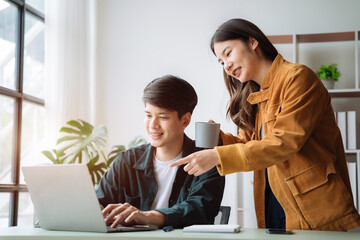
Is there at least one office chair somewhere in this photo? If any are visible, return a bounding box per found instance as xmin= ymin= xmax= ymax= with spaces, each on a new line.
xmin=215 ymin=206 xmax=231 ymax=224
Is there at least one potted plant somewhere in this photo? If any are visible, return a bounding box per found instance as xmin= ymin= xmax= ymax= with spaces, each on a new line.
xmin=42 ymin=119 xmax=146 ymax=185
xmin=316 ymin=63 xmax=341 ymax=89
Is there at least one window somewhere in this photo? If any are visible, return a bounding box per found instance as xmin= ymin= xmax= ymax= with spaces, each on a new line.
xmin=0 ymin=0 xmax=44 ymax=226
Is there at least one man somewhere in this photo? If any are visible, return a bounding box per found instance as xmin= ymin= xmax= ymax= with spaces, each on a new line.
xmin=96 ymin=75 xmax=225 ymax=228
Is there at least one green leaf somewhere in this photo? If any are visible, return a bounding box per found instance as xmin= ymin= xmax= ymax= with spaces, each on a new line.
xmin=41 ymin=149 xmax=66 ymax=164
xmin=59 ymin=127 xmax=82 ymax=135
xmin=87 ymin=157 xmax=107 ymax=185
xmin=108 ymin=145 xmax=126 ymax=156
xmin=56 ymin=136 xmax=80 ymax=145
xmin=106 ymin=145 xmax=126 ymax=167
xmin=67 ymin=120 xmax=93 ymax=135
xmin=87 ymin=153 xmax=99 ymax=166
xmin=66 ymin=120 xmax=85 ymax=129
xmin=80 ymin=120 xmax=95 ymax=134
xmin=42 ymin=150 xmax=56 ymax=162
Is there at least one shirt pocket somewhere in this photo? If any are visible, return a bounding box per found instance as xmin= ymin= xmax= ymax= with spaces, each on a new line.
xmin=121 ymin=187 xmax=141 ymax=208
xmin=284 ymin=162 xmax=353 ymax=229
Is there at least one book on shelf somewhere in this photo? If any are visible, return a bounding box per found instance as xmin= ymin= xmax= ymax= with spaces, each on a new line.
xmin=347 ymin=111 xmax=357 ymax=150
xmin=335 ymin=111 xmax=357 ymax=150
xmin=347 ymin=160 xmax=357 ymax=210
xmin=337 ymin=111 xmax=347 ymax=149
xmin=358 ymin=159 xmax=360 ymax=214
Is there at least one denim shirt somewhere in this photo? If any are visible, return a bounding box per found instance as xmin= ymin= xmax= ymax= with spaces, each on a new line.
xmin=96 ymin=134 xmax=225 ymax=228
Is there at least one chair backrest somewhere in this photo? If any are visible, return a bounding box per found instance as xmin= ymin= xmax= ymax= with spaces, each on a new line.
xmin=215 ymin=206 xmax=231 ymax=224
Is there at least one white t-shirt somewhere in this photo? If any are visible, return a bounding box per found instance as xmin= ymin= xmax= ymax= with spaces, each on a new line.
xmin=150 ymin=152 xmax=181 ymax=210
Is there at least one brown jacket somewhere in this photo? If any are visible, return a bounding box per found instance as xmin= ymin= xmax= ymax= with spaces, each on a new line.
xmin=215 ymin=54 xmax=360 ymax=231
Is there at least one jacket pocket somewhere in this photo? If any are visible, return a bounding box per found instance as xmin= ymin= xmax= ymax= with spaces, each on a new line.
xmin=285 ymin=162 xmax=353 ymax=229
xmin=285 ymin=163 xmax=334 ymax=196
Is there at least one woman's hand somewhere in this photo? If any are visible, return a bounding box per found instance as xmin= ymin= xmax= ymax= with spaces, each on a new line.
xmin=169 ymin=149 xmax=220 ymax=176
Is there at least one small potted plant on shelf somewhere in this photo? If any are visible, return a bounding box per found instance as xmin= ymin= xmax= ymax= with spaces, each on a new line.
xmin=316 ymin=63 xmax=341 ymax=89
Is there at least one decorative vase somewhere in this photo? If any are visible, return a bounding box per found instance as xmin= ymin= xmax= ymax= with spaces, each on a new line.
xmin=320 ymin=79 xmax=335 ymax=89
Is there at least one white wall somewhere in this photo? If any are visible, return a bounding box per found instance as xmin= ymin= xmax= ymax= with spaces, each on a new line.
xmin=95 ymin=0 xmax=360 ymax=146
xmin=94 ymin=0 xmax=360 ymax=226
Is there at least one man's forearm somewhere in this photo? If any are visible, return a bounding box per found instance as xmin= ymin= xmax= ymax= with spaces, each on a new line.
xmin=138 ymin=210 xmax=166 ymax=227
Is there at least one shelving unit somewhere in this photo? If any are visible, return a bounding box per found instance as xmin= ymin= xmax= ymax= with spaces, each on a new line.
xmin=268 ymin=31 xmax=360 ymax=97
xmin=268 ymin=31 xmax=360 ymax=212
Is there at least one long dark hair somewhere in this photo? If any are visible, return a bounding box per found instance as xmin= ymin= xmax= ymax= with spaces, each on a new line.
xmin=210 ymin=19 xmax=278 ymax=132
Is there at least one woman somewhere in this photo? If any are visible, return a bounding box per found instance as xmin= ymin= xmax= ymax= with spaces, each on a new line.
xmin=170 ymin=19 xmax=360 ymax=231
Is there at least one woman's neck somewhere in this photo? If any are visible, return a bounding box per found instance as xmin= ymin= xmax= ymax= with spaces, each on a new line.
xmin=254 ymin=58 xmax=273 ymax=86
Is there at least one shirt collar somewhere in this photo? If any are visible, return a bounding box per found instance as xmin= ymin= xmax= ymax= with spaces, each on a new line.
xmin=133 ymin=134 xmax=195 ymax=176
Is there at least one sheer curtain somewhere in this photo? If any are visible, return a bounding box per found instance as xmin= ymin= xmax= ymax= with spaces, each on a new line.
xmin=44 ymin=0 xmax=96 ymax=144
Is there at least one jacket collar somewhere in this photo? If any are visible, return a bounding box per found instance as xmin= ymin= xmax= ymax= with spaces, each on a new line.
xmin=247 ymin=54 xmax=284 ymax=105
xmin=247 ymin=89 xmax=270 ymax=105
xmin=132 ymin=134 xmax=196 ymax=177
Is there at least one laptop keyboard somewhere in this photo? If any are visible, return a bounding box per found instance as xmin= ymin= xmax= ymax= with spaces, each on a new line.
xmin=107 ymin=225 xmax=158 ymax=232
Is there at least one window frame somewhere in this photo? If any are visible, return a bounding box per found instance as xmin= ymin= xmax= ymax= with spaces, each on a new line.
xmin=0 ymin=0 xmax=44 ymax=226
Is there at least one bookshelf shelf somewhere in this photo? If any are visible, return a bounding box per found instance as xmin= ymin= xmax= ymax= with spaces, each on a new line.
xmin=268 ymin=32 xmax=357 ymax=44
xmin=345 ymin=150 xmax=360 ymax=155
xmin=267 ymin=35 xmax=293 ymax=44
xmin=297 ymin=32 xmax=355 ymax=43
xmin=328 ymin=89 xmax=360 ymax=98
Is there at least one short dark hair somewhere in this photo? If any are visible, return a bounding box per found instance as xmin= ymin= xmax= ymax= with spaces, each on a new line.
xmin=143 ymin=75 xmax=198 ymax=118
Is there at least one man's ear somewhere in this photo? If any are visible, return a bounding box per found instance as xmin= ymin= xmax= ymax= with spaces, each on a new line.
xmin=181 ymin=112 xmax=191 ymax=128
xmin=248 ymin=37 xmax=259 ymax=50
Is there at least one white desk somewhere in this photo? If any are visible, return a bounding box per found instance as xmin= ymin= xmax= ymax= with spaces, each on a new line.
xmin=0 ymin=227 xmax=359 ymax=240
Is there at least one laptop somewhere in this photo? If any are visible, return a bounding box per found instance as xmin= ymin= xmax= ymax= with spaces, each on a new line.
xmin=22 ymin=164 xmax=158 ymax=233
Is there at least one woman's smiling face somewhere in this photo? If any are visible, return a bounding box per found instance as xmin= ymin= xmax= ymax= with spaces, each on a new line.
xmin=213 ymin=38 xmax=259 ymax=84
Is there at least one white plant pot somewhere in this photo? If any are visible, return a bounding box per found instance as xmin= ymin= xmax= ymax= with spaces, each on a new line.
xmin=321 ymin=79 xmax=335 ymax=89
